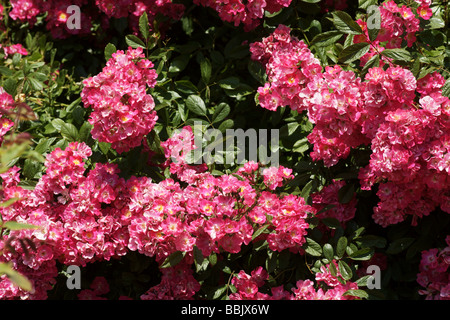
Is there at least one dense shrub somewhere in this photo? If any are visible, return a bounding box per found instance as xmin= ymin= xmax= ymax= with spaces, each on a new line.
xmin=0 ymin=0 xmax=449 ymax=300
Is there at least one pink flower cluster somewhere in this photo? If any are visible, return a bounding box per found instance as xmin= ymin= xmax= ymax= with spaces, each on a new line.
xmin=81 ymin=47 xmax=158 ymax=154
xmin=229 ymin=263 xmax=360 ymax=300
xmin=8 ymin=0 xmax=184 ymax=39
xmin=354 ymin=1 xmax=432 ymax=68
xmin=251 ymin=25 xmax=369 ymax=167
xmin=252 ymin=25 xmax=450 ymax=227
xmin=1 ymin=43 xmax=28 ymax=59
xmin=0 ymin=88 xmax=15 ymax=144
xmin=417 ymin=236 xmax=450 ymax=300
xmin=77 ymin=276 xmax=110 ymax=300
xmin=140 ymin=263 xmax=200 ymax=300
xmin=0 ymin=129 xmax=315 ymax=299
xmin=193 ymin=0 xmax=292 ymax=31
xmin=312 ymin=180 xmax=357 ymax=224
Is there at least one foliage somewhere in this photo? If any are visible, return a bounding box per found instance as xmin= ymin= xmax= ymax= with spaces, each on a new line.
xmin=0 ymin=0 xmax=449 ymax=300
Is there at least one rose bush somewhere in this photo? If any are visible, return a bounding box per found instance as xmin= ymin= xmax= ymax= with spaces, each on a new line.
xmin=0 ymin=0 xmax=448 ymax=300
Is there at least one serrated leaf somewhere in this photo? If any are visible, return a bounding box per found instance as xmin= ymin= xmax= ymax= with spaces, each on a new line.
xmin=186 ymin=95 xmax=207 ymax=117
xmin=139 ymin=12 xmax=150 ymax=40
xmin=338 ymin=42 xmax=370 ymax=64
xmin=310 ymin=30 xmax=344 ymax=47
xmin=441 ymin=79 xmax=450 ymax=97
xmin=28 ymin=77 xmax=43 ymax=91
xmin=332 ymin=11 xmax=363 ymax=34
xmin=381 ymin=48 xmax=412 ymax=62
xmin=125 ymin=35 xmax=145 ymax=49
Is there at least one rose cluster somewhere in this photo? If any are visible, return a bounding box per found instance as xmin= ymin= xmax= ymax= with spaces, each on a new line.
xmin=229 ymin=263 xmax=359 ymax=300
xmin=7 ymin=0 xmax=184 ymax=39
xmin=251 ymin=25 xmax=450 ymax=229
xmin=81 ymin=47 xmax=158 ymax=154
xmin=193 ymin=0 xmax=292 ymax=31
xmin=0 ymin=129 xmax=314 ymax=299
xmin=417 ymin=236 xmax=450 ymax=300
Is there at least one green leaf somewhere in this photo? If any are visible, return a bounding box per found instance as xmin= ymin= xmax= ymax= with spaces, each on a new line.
xmin=186 ymin=95 xmax=207 ymax=117
xmin=218 ymin=119 xmax=234 ymax=133
xmin=139 ymin=12 xmax=150 ymax=40
xmin=0 ymin=263 xmax=33 ymax=292
xmin=2 ymin=221 xmax=39 ymax=230
xmin=160 ymin=251 xmax=185 ymax=268
xmin=34 ymin=137 xmax=56 ymax=154
xmin=248 ymin=60 xmax=267 ymax=85
xmin=338 ymin=183 xmax=355 ymax=204
xmin=104 ymin=43 xmax=117 ymax=61
xmin=338 ymin=42 xmax=370 ymax=64
xmin=51 ymin=119 xmax=65 ymax=131
xmin=381 ymin=49 xmax=412 ymax=62
xmin=368 ymin=25 xmax=379 ymax=42
xmin=336 ymin=236 xmax=348 ymax=258
xmin=98 ymin=142 xmax=111 ymax=155
xmin=386 ymin=237 xmax=415 ymax=255
xmin=332 ymin=11 xmax=363 ymax=34
xmin=321 ymin=217 xmax=341 ymax=229
xmin=361 ymin=54 xmax=380 ymax=78
xmin=358 ymin=0 xmax=377 ymax=10
xmin=200 ymin=58 xmax=212 ymax=84
xmin=27 ymin=77 xmax=43 ymax=91
xmin=441 ymin=79 xmax=450 ymax=98
xmin=355 ymin=275 xmax=372 ymax=287
xmin=209 ymin=253 xmax=218 ymax=266
xmin=79 ymin=122 xmax=92 ymax=142
xmin=218 ymin=77 xmax=240 ymax=90
xmin=356 ymin=235 xmax=387 ymax=249
xmin=300 ymin=179 xmax=319 ymax=201
xmin=212 ymin=285 xmax=227 ymax=299
xmin=169 ymin=55 xmax=190 ymax=73
xmin=125 ymin=35 xmax=145 ymax=49
xmin=193 ymin=246 xmax=204 ymax=266
xmin=0 ymin=198 xmax=20 ymax=208
xmin=60 ymin=122 xmax=79 ymax=142
xmin=175 ymin=80 xmax=198 ymax=94
xmin=323 ymin=243 xmax=334 ymax=261
xmin=310 ymin=30 xmax=344 ymax=47
xmin=343 ymin=289 xmax=368 ymax=299
xmin=212 ymin=103 xmax=230 ymax=124
xmin=305 ymin=237 xmax=322 ymax=256
xmin=338 ymin=260 xmax=353 ymax=280
xmin=349 ymin=247 xmax=374 ymax=260
xmin=252 ymin=224 xmax=270 ymax=241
